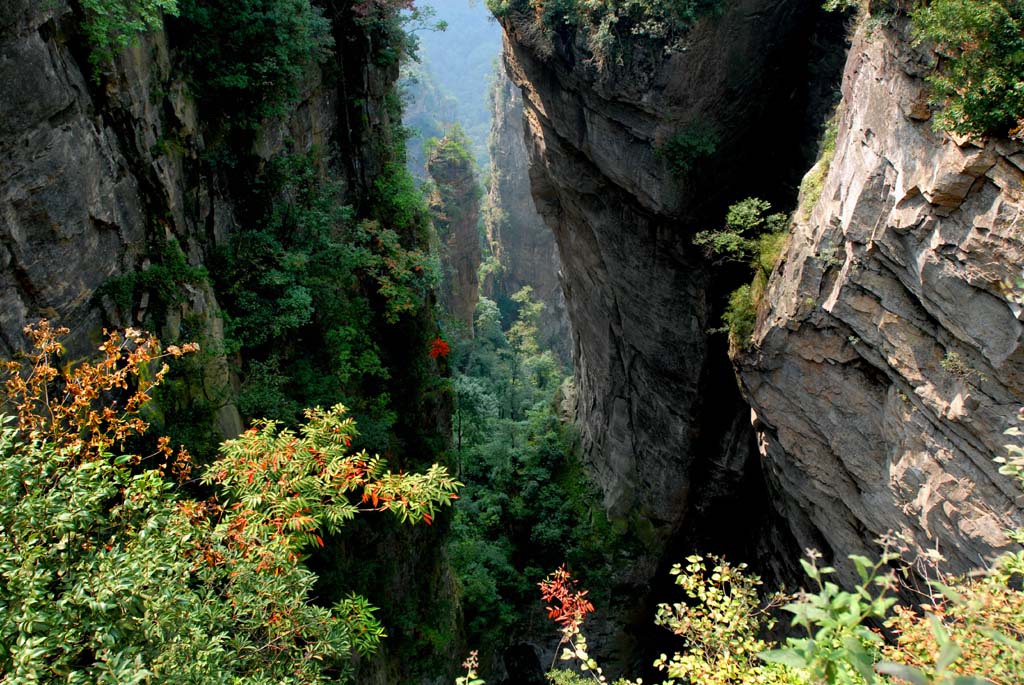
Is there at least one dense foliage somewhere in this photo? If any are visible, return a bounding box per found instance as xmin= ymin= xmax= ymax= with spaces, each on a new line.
xmin=911 ymin=0 xmax=1024 ymax=138
xmin=176 ymin=0 xmax=334 ymax=126
xmin=446 ymin=291 xmax=626 ymax=655
xmin=213 ymin=152 xmax=438 ymax=448
xmin=453 ymin=412 xmax=1024 ymax=685
xmin=0 ymin=322 xmax=458 ymax=683
xmin=78 ymin=0 xmax=179 ymax=71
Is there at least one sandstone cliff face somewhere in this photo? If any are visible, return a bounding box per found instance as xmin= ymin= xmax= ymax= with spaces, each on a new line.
xmin=737 ymin=17 xmax=1024 ymax=585
xmin=485 ymin=74 xmax=570 ymax=361
xmin=0 ymin=1 xmax=399 ymax=440
xmin=1 ymin=1 xmax=243 ymax=436
xmin=498 ymin=0 xmax=836 ymax=539
xmin=427 ymin=134 xmax=482 ymax=331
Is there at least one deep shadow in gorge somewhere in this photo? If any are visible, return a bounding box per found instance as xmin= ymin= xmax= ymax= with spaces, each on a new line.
xmin=495 ymin=0 xmax=853 ymax=675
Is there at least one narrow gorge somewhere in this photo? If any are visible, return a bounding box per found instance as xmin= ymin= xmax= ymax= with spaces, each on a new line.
xmin=2 ymin=0 xmax=1023 ymax=683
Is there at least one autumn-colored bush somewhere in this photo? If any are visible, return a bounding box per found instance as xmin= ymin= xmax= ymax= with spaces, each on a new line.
xmin=0 ymin=321 xmax=459 ymax=683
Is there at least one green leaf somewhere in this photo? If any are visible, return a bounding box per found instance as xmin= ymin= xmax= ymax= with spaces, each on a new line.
xmin=842 ymin=635 xmax=876 ymax=683
xmin=875 ymin=662 xmax=929 ymax=685
xmin=758 ymin=648 xmax=809 ymax=668
xmin=935 ymin=640 xmax=961 ymax=673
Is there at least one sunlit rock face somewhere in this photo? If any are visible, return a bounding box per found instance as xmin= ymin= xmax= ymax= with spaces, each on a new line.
xmin=499 ymin=0 xmax=1022 ymax=603
xmin=427 ymin=135 xmax=482 ymax=331
xmin=736 ymin=17 xmax=1024 ymax=588
xmin=497 ymin=0 xmax=836 ymax=544
xmin=485 ymin=74 xmax=570 ymax=361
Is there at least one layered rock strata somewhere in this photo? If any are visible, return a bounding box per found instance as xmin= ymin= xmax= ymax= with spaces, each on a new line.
xmin=737 ymin=17 xmax=1024 ymax=585
xmin=498 ymin=0 xmax=836 ymax=538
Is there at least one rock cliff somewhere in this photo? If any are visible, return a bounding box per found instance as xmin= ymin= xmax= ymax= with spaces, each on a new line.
xmin=736 ymin=15 xmax=1024 ymax=585
xmin=485 ymin=73 xmax=570 ymax=361
xmin=499 ymin=0 xmax=1022 ymax=598
xmin=1 ymin=0 xmax=244 ymax=437
xmin=497 ymin=0 xmax=842 ymax=547
xmin=427 ymin=131 xmax=482 ymax=331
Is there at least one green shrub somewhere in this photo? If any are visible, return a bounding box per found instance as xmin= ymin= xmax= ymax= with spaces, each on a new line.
xmin=446 ymin=292 xmax=629 ymax=659
xmin=0 ymin=323 xmax=459 ymax=684
xmin=176 ymin=0 xmax=334 ymax=126
xmin=79 ymin=0 xmax=179 ymax=71
xmin=723 ymin=284 xmax=757 ymax=350
xmin=912 ymin=0 xmax=1024 ymax=137
xmin=798 ymin=108 xmax=840 ymax=217
xmin=656 ymin=123 xmax=720 ymax=176
xmin=694 ymin=198 xmax=789 ymax=351
xmin=216 ymin=153 xmax=436 ymax=428
xmin=96 ymin=237 xmax=208 ymax=325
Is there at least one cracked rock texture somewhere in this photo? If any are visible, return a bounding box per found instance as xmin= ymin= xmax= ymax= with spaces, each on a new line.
xmin=498 ymin=0 xmax=833 ymax=539
xmin=0 ymin=1 xmax=401 ymax=443
xmin=737 ymin=18 xmax=1024 ymax=587
xmin=0 ymin=1 xmax=244 ymax=437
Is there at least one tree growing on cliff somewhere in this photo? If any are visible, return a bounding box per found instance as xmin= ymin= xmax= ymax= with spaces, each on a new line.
xmin=694 ymin=197 xmax=788 ymax=351
xmin=912 ymin=0 xmax=1024 ymax=138
xmin=79 ymin=0 xmax=179 ymax=71
xmin=0 ymin=322 xmax=459 ymax=683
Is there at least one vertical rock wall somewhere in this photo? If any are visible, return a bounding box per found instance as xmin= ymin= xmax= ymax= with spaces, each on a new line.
xmin=498 ymin=0 xmax=837 ymax=543
xmin=1 ymin=1 xmax=243 ymax=436
xmin=485 ymin=73 xmax=570 ymax=360
xmin=736 ymin=16 xmax=1024 ymax=586
xmin=427 ymin=133 xmax=482 ymax=331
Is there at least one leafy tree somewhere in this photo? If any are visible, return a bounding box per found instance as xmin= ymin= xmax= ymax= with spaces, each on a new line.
xmin=79 ymin=0 xmax=179 ymax=71
xmin=176 ymin=0 xmax=334 ymax=126
xmin=445 ymin=293 xmax=628 ymax=660
xmin=0 ymin=321 xmax=459 ymax=683
xmin=912 ymin=0 xmax=1024 ymax=137
xmin=215 ymin=153 xmax=437 ymax=436
xmin=694 ymin=197 xmax=789 ymax=351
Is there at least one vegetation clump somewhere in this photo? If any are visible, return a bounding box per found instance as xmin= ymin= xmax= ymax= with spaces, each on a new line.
xmin=446 ymin=290 xmax=628 ymax=659
xmin=214 ymin=152 xmax=438 ymax=438
xmin=176 ymin=0 xmax=334 ymax=126
xmin=79 ymin=0 xmax=179 ymax=72
xmin=694 ymin=197 xmax=789 ymax=351
xmin=0 ymin=321 xmax=459 ymax=683
xmin=486 ymin=0 xmax=721 ymax=67
xmin=656 ymin=124 xmax=720 ymax=176
xmin=97 ymin=237 xmax=208 ymax=326
xmin=911 ymin=0 xmax=1024 ymax=138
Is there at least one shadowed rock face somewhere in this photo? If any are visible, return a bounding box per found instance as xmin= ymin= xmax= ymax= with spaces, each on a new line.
xmin=1 ymin=3 xmax=147 ymax=356
xmin=737 ymin=18 xmax=1024 ymax=587
xmin=1 ymin=2 xmax=245 ymax=437
xmin=500 ymin=0 xmax=1021 ymax=610
xmin=0 ymin=1 xmax=399 ymax=442
xmin=497 ymin=0 xmax=836 ymax=542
